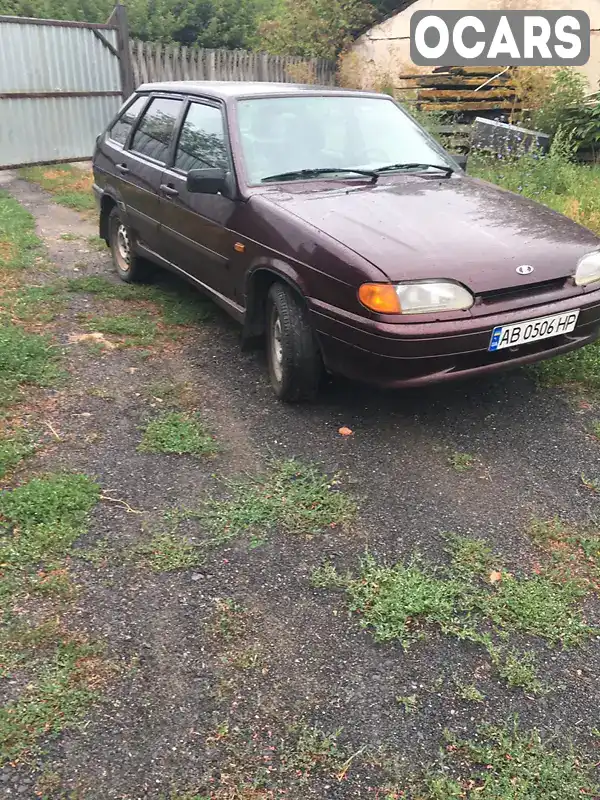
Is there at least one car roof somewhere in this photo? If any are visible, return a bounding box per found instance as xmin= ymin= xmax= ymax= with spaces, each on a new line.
xmin=136 ymin=81 xmax=385 ymax=101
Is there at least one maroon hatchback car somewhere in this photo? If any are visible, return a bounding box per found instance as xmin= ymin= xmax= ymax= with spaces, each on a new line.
xmin=93 ymin=81 xmax=600 ymax=401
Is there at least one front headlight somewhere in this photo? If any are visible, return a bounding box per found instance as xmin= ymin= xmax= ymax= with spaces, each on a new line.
xmin=358 ymin=281 xmax=474 ymax=315
xmin=575 ymin=251 xmax=600 ymax=286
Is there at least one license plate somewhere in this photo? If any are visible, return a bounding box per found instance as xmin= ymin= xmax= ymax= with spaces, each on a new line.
xmin=488 ymin=310 xmax=579 ymax=352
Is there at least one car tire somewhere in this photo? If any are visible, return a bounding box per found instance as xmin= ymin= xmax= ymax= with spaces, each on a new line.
xmin=266 ymin=282 xmax=322 ymax=402
xmin=108 ymin=206 xmax=151 ymax=283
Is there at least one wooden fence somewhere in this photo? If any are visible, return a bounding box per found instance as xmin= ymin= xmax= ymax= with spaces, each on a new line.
xmin=130 ymin=40 xmax=336 ymax=88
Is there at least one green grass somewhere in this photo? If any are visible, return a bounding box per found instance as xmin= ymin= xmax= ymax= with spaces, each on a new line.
xmin=85 ymin=312 xmax=157 ymax=345
xmin=134 ymin=532 xmax=203 ymax=572
xmin=470 ymin=152 xmax=600 ymax=236
xmin=0 ymin=191 xmax=40 ymax=271
xmin=0 ymin=322 xmax=63 ymax=408
xmin=202 ymin=459 xmax=357 ymax=541
xmin=54 ymin=192 xmax=95 ymax=212
xmin=87 ymin=235 xmax=107 ymax=251
xmin=66 ymin=275 xmax=213 ymax=326
xmin=481 ymin=573 xmax=590 ymax=647
xmin=445 ymin=533 xmax=496 ymax=580
xmin=19 ymin=165 xmax=95 ymax=213
xmin=531 ymin=344 xmax=600 ymax=396
xmin=0 ymin=474 xmax=108 ymax=764
xmin=138 ymin=411 xmax=217 ymax=456
xmin=410 ymin=720 xmax=599 ymax=799
xmin=343 ymin=555 xmax=469 ymax=647
xmin=3 ymin=283 xmax=66 ymax=323
xmin=0 ymin=429 xmax=37 ymax=479
xmin=0 ymin=473 xmax=101 ymax=572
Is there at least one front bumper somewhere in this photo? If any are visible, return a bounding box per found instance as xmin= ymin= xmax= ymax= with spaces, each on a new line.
xmin=312 ymin=291 xmax=600 ymax=388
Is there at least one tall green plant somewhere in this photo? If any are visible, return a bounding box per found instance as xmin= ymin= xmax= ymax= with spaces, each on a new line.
xmin=529 ymin=68 xmax=586 ymax=135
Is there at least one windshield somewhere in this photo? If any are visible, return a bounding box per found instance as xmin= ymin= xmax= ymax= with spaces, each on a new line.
xmin=236 ymin=95 xmax=452 ymax=185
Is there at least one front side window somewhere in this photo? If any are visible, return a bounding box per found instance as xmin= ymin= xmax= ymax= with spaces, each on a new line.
xmin=236 ymin=96 xmax=453 ymax=185
xmin=109 ymin=96 xmax=147 ymax=146
xmin=174 ymin=103 xmax=229 ymax=172
xmin=130 ymin=97 xmax=183 ymax=163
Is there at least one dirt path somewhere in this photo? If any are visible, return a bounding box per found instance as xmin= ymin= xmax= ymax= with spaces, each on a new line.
xmin=2 ymin=172 xmax=600 ymax=799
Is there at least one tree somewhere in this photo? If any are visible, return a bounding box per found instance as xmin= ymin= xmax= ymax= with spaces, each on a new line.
xmin=256 ymin=0 xmax=374 ymax=60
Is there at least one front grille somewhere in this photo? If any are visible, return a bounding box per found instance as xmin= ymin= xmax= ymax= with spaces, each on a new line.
xmin=478 ymin=277 xmax=567 ymax=305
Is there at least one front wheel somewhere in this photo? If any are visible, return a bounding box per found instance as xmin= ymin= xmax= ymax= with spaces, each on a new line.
xmin=108 ymin=206 xmax=152 ymax=283
xmin=266 ymin=282 xmax=322 ymax=402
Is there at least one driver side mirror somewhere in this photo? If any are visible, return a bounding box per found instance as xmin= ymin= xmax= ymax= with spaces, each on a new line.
xmin=453 ymin=154 xmax=468 ymax=173
xmin=187 ymin=168 xmax=230 ymax=195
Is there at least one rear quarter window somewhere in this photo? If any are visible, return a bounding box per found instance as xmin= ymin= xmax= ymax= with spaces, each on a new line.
xmin=109 ymin=96 xmax=147 ymax=146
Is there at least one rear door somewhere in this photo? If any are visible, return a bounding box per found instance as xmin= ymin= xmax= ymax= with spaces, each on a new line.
xmin=120 ymin=95 xmax=184 ymax=253
xmin=157 ymin=99 xmax=237 ymax=299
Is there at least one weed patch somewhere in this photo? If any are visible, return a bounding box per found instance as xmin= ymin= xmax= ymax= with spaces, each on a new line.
xmin=529 ymin=516 xmax=600 ymax=588
xmin=134 ymin=533 xmax=203 ymax=572
xmin=481 ymin=573 xmax=590 ymax=646
xmin=489 ymin=646 xmax=549 ymax=695
xmin=213 ymin=598 xmax=249 ymax=642
xmin=0 ymin=473 xmax=100 ymax=574
xmin=0 ymin=638 xmax=109 ymax=765
xmin=84 ymin=312 xmax=157 ymax=346
xmin=343 ymin=555 xmax=470 ymax=647
xmin=67 ymin=275 xmax=213 ymax=326
xmin=139 ymin=411 xmax=217 ymax=456
xmin=20 ymin=166 xmax=95 ymax=213
xmin=409 ymin=720 xmax=599 ymax=799
xmin=0 ymin=429 xmax=36 ymax=479
xmin=314 ymin=536 xmax=594 ymax=691
xmin=0 ymin=322 xmax=63 ymax=408
xmin=0 ymin=191 xmax=40 ymax=271
xmin=448 ymin=451 xmax=475 ymax=472
xmin=201 ymin=460 xmax=356 ymax=542
xmin=3 ymin=283 xmax=66 ymax=324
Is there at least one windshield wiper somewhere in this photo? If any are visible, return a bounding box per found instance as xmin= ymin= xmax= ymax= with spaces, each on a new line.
xmin=261 ymin=167 xmax=378 ymax=183
xmin=375 ymin=162 xmax=454 ymax=177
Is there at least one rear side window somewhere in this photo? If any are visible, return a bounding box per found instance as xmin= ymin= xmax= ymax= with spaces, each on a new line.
xmin=130 ymin=97 xmax=183 ymax=163
xmin=174 ymin=103 xmax=229 ymax=172
xmin=109 ymin=96 xmax=147 ymax=146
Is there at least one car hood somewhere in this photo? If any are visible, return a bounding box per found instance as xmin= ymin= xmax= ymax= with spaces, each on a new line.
xmin=257 ymin=176 xmax=600 ymax=293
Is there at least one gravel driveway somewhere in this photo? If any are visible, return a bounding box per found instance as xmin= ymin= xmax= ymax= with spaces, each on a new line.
xmin=1 ymin=170 xmax=600 ymax=799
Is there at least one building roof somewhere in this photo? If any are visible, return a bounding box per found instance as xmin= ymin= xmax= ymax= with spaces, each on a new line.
xmin=136 ymin=81 xmax=381 ymax=99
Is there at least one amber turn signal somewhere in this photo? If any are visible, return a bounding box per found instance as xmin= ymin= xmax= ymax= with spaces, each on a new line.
xmin=358 ymin=283 xmax=401 ymax=314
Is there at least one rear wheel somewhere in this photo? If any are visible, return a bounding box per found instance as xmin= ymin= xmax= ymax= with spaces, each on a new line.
xmin=266 ymin=282 xmax=322 ymax=402
xmin=108 ymin=206 xmax=152 ymax=283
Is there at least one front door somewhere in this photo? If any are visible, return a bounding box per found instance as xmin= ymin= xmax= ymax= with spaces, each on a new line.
xmin=157 ymin=100 xmax=237 ymax=301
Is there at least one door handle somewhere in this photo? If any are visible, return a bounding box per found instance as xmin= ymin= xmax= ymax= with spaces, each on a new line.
xmin=160 ymin=184 xmax=179 ymax=198
xmin=116 ymin=163 xmax=130 ymax=174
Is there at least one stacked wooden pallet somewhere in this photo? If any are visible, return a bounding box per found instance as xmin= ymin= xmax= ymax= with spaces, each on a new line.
xmin=397 ymin=66 xmax=519 ymax=116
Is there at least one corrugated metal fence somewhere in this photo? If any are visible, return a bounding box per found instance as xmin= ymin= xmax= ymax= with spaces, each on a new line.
xmin=0 ymin=13 xmax=128 ymax=169
xmin=130 ymin=40 xmax=336 ymax=87
xmin=0 ymin=7 xmax=337 ymax=169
